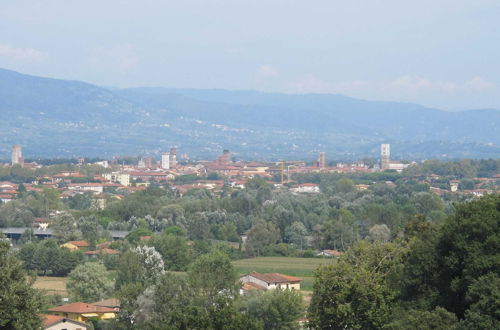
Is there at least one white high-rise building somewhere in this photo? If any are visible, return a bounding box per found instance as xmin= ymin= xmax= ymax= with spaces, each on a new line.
xmin=161 ymin=152 xmax=170 ymax=169
xmin=11 ymin=145 xmax=22 ymax=166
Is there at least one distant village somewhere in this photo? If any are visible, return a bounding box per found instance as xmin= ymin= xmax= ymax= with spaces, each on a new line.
xmin=1 ymin=143 xmax=498 ymax=209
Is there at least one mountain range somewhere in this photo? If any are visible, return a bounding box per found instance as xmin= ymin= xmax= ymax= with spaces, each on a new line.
xmin=1 ymin=68 xmax=499 ymax=161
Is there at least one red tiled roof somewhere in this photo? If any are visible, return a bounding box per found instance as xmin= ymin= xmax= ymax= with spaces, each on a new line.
xmin=66 ymin=240 xmax=90 ymax=247
xmin=248 ymin=272 xmax=302 ymax=284
xmin=41 ymin=314 xmax=65 ymax=327
xmin=48 ymin=302 xmax=116 ymax=314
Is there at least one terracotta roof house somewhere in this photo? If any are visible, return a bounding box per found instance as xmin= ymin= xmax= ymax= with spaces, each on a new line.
xmin=47 ymin=302 xmax=117 ymax=323
xmin=41 ymin=314 xmax=88 ymax=330
xmin=240 ymin=272 xmax=302 ymax=292
xmin=60 ymin=241 xmax=90 ymax=251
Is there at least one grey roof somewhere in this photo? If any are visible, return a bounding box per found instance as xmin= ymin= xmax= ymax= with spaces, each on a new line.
xmin=0 ymin=227 xmax=129 ymax=239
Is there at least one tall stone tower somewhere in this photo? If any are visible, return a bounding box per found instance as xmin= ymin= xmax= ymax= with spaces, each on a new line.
xmin=11 ymin=145 xmax=23 ymax=166
xmin=380 ymin=144 xmax=390 ymax=170
xmin=318 ymin=152 xmax=326 ymax=168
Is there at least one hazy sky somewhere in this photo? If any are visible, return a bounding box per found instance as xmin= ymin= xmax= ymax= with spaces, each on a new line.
xmin=1 ymin=0 xmax=499 ymax=110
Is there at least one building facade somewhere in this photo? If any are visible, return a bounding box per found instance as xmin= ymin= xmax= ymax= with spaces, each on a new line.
xmin=161 ymin=152 xmax=170 ymax=169
xmin=380 ymin=144 xmax=390 ymax=170
xmin=11 ymin=145 xmax=23 ymax=166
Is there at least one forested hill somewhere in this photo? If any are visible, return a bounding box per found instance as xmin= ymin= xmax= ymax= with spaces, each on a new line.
xmin=1 ymin=68 xmax=500 ymax=159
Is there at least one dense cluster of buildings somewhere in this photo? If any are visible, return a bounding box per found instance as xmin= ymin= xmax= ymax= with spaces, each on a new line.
xmin=1 ymin=144 xmax=498 ymax=209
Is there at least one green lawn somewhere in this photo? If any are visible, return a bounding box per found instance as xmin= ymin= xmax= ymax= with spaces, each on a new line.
xmin=232 ymin=257 xmax=334 ymax=291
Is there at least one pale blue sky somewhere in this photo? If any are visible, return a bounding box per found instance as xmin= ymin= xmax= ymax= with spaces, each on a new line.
xmin=1 ymin=0 xmax=499 ymax=110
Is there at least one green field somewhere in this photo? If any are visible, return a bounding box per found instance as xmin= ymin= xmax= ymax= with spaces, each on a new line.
xmin=232 ymin=257 xmax=334 ymax=291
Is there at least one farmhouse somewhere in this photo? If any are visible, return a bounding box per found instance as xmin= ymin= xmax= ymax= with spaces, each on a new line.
xmin=240 ymin=271 xmax=302 ymax=292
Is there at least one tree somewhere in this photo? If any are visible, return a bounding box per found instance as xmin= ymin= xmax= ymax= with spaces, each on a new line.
xmin=188 ymin=251 xmax=238 ymax=300
xmin=134 ymin=272 xmax=209 ymax=329
xmin=285 ymin=221 xmax=308 ymax=249
xmin=135 ymin=269 xmax=256 ymax=329
xmin=51 ymin=212 xmax=80 ymax=242
xmin=397 ymin=195 xmax=500 ymax=325
xmin=367 ymin=224 xmax=391 ymax=243
xmin=18 ymin=240 xmax=82 ymax=276
xmin=67 ymin=192 xmax=93 ymax=210
xmin=115 ymin=250 xmax=144 ymax=290
xmin=79 ymin=215 xmax=107 ymax=246
xmin=40 ymin=187 xmax=63 ymax=211
xmin=66 ymin=262 xmax=112 ymax=302
xmin=134 ymin=245 xmax=164 ymax=286
xmin=52 ymin=247 xmax=82 ymax=276
xmin=148 ymin=232 xmax=191 ymax=271
xmin=125 ymin=226 xmax=152 ymax=243
xmin=245 ymin=220 xmax=280 ymax=256
xmin=319 ymin=209 xmax=358 ymax=251
xmin=461 ymin=273 xmax=500 ymax=329
xmin=116 ymin=282 xmax=144 ymax=329
xmin=308 ymin=241 xmax=407 ymax=329
xmin=186 ymin=212 xmax=211 ymax=240
xmin=0 ymin=240 xmax=44 ymax=329
xmin=156 ymin=204 xmax=186 ymax=229
xmin=334 ymin=177 xmax=355 ymax=193
xmin=238 ymin=289 xmax=304 ymax=330
xmin=384 ymin=307 xmax=458 ymax=330
xmin=434 ymin=195 xmax=500 ymax=317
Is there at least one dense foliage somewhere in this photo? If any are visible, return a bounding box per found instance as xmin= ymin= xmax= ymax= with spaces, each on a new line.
xmin=308 ymin=194 xmax=500 ymax=329
xmin=0 ymin=239 xmax=44 ymax=329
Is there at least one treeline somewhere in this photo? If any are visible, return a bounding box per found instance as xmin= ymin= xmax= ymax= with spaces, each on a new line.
xmin=308 ymin=194 xmax=500 ymax=329
xmin=7 ymin=174 xmax=460 ymax=259
xmin=404 ymin=159 xmax=500 ymax=178
xmin=96 ymin=176 xmax=453 ymax=255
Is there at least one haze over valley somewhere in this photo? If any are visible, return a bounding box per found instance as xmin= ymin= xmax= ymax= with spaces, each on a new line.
xmin=1 ymin=68 xmax=499 ymax=160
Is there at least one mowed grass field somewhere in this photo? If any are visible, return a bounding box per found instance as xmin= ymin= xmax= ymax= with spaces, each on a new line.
xmin=33 ymin=276 xmax=68 ymax=296
xmin=232 ymin=257 xmax=334 ymax=291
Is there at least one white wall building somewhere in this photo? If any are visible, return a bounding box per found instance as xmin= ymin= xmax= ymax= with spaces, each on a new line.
xmin=161 ymin=152 xmax=170 ymax=169
xmin=103 ymin=172 xmax=130 ymax=186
